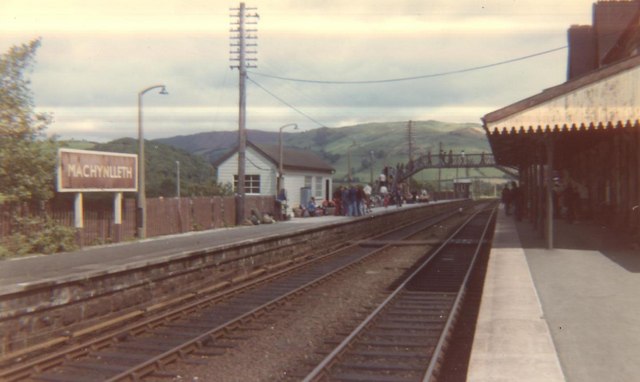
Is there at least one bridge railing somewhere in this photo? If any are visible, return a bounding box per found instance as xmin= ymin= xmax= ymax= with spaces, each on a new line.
xmin=409 ymin=153 xmax=495 ymax=169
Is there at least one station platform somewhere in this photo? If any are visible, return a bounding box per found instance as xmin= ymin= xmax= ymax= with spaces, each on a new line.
xmin=0 ymin=201 xmax=437 ymax=289
xmin=468 ymin=206 xmax=640 ymax=382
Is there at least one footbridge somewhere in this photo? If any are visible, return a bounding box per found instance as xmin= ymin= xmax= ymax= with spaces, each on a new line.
xmin=394 ymin=152 xmax=518 ymax=184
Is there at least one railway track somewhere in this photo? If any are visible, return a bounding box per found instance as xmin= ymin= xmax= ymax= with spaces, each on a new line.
xmin=0 ymin=203 xmax=478 ymax=382
xmin=303 ymin=205 xmax=496 ymax=382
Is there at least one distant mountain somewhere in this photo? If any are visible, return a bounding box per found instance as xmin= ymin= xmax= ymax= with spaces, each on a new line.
xmin=154 ymin=120 xmax=499 ymax=186
xmin=155 ymin=130 xmax=280 ymax=164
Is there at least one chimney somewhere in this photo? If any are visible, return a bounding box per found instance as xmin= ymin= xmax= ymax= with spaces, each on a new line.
xmin=567 ymin=25 xmax=598 ymax=80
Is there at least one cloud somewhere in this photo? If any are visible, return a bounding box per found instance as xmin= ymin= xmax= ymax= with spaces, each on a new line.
xmin=4 ymin=0 xmax=595 ymax=142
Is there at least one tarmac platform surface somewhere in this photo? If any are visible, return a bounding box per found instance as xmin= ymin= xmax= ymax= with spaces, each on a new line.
xmin=468 ymin=206 xmax=640 ymax=382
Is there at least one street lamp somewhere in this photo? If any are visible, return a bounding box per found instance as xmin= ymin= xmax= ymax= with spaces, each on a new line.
xmin=277 ymin=123 xmax=298 ymax=193
xmin=369 ymin=150 xmax=374 ymax=185
xmin=137 ymin=84 xmax=168 ymax=239
xmin=176 ymin=160 xmax=180 ymax=198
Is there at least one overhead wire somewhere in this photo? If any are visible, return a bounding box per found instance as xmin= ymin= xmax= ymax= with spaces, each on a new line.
xmin=248 ymin=46 xmax=567 ymax=84
xmin=246 ymin=45 xmax=569 ymax=128
xmin=247 ymin=76 xmax=327 ymax=127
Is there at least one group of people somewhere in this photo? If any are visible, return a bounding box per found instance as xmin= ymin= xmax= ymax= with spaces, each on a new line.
xmin=501 ymin=177 xmax=584 ymax=224
xmin=553 ymin=179 xmax=582 ymax=223
xmin=331 ymin=184 xmax=373 ymax=217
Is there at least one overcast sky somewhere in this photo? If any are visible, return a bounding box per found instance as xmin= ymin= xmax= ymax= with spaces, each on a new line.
xmin=1 ymin=0 xmax=594 ymax=142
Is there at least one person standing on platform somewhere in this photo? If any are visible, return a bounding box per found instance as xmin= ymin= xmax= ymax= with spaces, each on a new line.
xmin=276 ymin=188 xmax=288 ymax=221
xmin=501 ymin=184 xmax=512 ymax=215
xmin=341 ymin=186 xmax=349 ymax=216
xmin=333 ymin=187 xmax=342 ymax=216
xmin=511 ymin=181 xmax=523 ymax=221
xmin=363 ymin=184 xmax=372 ymax=213
xmin=380 ymin=184 xmax=389 ymax=208
xmin=394 ymin=184 xmax=403 ymax=208
xmin=348 ymin=185 xmax=357 ymax=216
xmin=564 ymin=182 xmax=578 ymax=223
xmin=355 ymin=185 xmax=364 ymax=216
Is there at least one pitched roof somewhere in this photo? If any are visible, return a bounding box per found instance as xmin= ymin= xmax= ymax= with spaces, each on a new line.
xmin=213 ymin=141 xmax=335 ymax=174
xmin=482 ymin=53 xmax=640 ymax=126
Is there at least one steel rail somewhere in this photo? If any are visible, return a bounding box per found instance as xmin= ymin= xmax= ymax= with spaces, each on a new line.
xmin=8 ymin=204 xmax=470 ymax=382
xmin=302 ymin=203 xmax=496 ymax=382
xmin=105 ymin=206 xmax=466 ymax=382
xmin=421 ymin=204 xmax=497 ymax=381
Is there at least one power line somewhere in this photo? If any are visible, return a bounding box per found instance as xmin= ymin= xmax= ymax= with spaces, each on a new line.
xmin=248 ymin=46 xmax=567 ymax=84
xmin=247 ymin=76 xmax=327 ymax=127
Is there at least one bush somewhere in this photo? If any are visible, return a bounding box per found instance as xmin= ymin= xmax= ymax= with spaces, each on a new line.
xmin=0 ymin=233 xmax=30 ymax=257
xmin=2 ymin=216 xmax=77 ymax=257
xmin=30 ymin=218 xmax=77 ymax=254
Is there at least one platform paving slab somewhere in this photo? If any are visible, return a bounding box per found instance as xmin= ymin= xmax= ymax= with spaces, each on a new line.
xmin=467 ymin=209 xmax=565 ymax=382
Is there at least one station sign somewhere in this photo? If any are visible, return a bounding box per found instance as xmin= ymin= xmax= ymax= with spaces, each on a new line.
xmin=57 ymin=148 xmax=138 ymax=192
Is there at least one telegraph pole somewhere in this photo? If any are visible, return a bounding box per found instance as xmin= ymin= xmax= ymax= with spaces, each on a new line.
xmin=407 ymin=120 xmax=414 ymax=164
xmin=438 ymin=142 xmax=442 ymax=193
xmin=230 ymin=2 xmax=258 ymax=225
xmin=407 ymin=120 xmax=414 ymax=191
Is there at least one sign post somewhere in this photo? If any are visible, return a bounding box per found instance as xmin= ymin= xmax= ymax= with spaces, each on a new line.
xmin=74 ymin=192 xmax=84 ymax=246
xmin=114 ymin=192 xmax=123 ymax=242
xmin=57 ymin=149 xmax=138 ymax=245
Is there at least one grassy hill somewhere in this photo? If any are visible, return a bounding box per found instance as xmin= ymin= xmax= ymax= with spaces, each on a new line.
xmin=156 ymin=120 xmax=504 ymax=189
xmin=61 ymin=120 xmax=506 ymax=196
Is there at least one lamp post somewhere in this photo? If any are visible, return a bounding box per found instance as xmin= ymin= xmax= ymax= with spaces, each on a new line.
xmin=277 ymin=123 xmax=298 ymax=193
xmin=137 ymin=84 xmax=168 ymax=239
xmin=176 ymin=160 xmax=180 ymax=198
xmin=369 ymin=150 xmax=374 ymax=185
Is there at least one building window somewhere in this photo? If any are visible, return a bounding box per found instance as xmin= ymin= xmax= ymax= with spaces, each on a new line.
xmin=233 ymin=174 xmax=261 ymax=194
xmin=304 ymin=176 xmax=312 ymax=189
xmin=315 ymin=176 xmax=323 ymax=198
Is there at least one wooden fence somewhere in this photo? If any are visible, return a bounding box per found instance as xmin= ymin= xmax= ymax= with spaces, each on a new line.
xmin=1 ymin=195 xmax=276 ymax=247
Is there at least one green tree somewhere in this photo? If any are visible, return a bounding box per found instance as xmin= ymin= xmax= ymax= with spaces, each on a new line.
xmin=0 ymin=39 xmax=75 ymax=257
xmin=0 ymin=39 xmax=56 ymax=203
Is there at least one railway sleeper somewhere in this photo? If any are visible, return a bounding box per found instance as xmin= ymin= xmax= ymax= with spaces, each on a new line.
xmin=180 ymin=358 xmax=210 ymax=365
xmin=330 ymin=370 xmax=419 ymax=382
xmin=148 ymin=370 xmax=179 ymax=379
xmin=364 ymin=329 xmax=442 ymax=338
xmin=345 ymin=349 xmax=432 ymax=358
xmin=112 ymin=340 xmax=178 ymax=353
xmin=337 ymin=361 xmax=425 ymax=372
xmin=34 ymin=372 xmax=100 ymax=382
xmin=65 ymin=360 xmax=130 ymax=373
xmin=377 ymin=318 xmax=447 ymax=327
xmin=191 ymin=348 xmax=227 ymax=357
xmin=93 ymin=350 xmax=155 ymax=362
xmin=358 ymin=340 xmax=439 ymax=351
